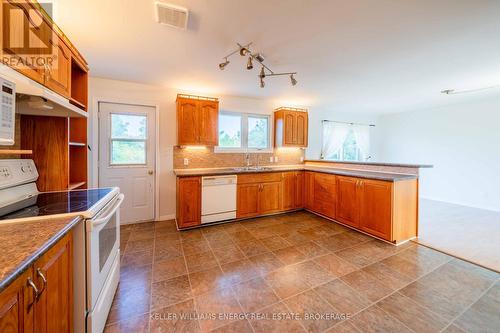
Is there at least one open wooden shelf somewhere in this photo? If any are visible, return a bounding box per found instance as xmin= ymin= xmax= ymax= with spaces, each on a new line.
xmin=68 ymin=181 xmax=86 ymax=190
xmin=0 ymin=150 xmax=33 ymax=155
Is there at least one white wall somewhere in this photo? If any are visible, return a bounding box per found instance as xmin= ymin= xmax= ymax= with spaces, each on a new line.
xmin=88 ymin=77 xmax=279 ymax=219
xmin=376 ymin=95 xmax=500 ymax=211
xmin=306 ymin=109 xmax=379 ymax=160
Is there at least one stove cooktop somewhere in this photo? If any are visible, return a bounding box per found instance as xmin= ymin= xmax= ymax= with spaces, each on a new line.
xmin=0 ymin=188 xmax=114 ymax=220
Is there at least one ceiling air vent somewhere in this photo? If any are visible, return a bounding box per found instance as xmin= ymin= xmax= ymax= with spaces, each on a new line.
xmin=154 ymin=1 xmax=189 ymax=29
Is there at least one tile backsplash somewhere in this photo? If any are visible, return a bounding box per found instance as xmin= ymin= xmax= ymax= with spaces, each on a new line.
xmin=173 ymin=146 xmax=305 ymax=169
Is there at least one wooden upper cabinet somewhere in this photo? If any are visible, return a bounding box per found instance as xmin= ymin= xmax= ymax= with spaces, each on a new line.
xmin=44 ymin=37 xmax=71 ymax=98
xmin=198 ymin=100 xmax=218 ymax=145
xmin=177 ymin=95 xmax=219 ymax=146
xmin=1 ymin=0 xmax=45 ymax=84
xmin=359 ymin=179 xmax=392 ymax=241
xmin=274 ymin=108 xmax=308 ymax=147
xmin=177 ymin=98 xmax=199 ymax=145
xmin=336 ymin=176 xmax=361 ymax=228
xmin=176 ymin=176 xmax=201 ymax=228
xmin=33 ymin=233 xmax=73 ymax=333
xmin=0 ymin=268 xmax=33 ymax=333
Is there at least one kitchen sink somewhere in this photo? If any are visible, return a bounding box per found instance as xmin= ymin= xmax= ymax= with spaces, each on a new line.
xmin=232 ymin=166 xmax=272 ymax=172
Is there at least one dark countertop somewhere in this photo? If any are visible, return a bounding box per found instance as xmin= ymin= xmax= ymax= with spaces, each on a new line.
xmin=0 ymin=216 xmax=82 ymax=292
xmin=174 ymin=165 xmax=418 ymax=182
xmin=305 ymin=159 xmax=433 ymax=168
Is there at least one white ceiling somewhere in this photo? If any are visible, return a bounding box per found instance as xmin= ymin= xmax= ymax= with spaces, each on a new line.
xmin=55 ymin=0 xmax=500 ymax=114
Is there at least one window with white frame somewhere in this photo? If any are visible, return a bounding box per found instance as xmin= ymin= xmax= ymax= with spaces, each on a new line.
xmin=321 ymin=122 xmax=371 ymax=161
xmin=110 ymin=113 xmax=148 ymax=165
xmin=217 ymin=112 xmax=271 ymax=151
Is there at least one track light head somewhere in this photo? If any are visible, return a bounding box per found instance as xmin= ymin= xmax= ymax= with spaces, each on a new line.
xmin=240 ymin=47 xmax=250 ymax=56
xmin=259 ymin=67 xmax=265 ymax=79
xmin=219 ymin=59 xmax=230 ymax=70
xmin=260 ymin=77 xmax=265 ymax=88
xmin=290 ymin=74 xmax=297 ymax=86
xmin=246 ymin=57 xmax=253 ymax=70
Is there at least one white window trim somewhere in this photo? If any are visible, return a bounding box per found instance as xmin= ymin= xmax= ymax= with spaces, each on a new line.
xmin=215 ymin=111 xmax=273 ymax=153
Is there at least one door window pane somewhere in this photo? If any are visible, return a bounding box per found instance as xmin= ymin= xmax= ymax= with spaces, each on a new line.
xmin=218 ymin=113 xmax=242 ymax=147
xmin=111 ymin=114 xmax=147 ymax=139
xmin=248 ymin=116 xmax=269 ymax=149
xmin=111 ymin=141 xmax=146 ymax=165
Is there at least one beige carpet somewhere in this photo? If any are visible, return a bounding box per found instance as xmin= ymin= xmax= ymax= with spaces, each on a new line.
xmin=417 ymin=199 xmax=500 ymax=273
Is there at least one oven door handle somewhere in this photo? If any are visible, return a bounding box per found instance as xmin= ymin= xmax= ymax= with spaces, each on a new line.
xmin=90 ymin=193 xmax=125 ymax=227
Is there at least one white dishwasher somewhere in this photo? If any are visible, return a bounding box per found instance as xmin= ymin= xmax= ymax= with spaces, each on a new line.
xmin=201 ymin=175 xmax=237 ymax=224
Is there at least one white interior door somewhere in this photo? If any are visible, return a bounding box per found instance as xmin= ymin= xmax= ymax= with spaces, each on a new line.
xmin=98 ymin=102 xmax=156 ymax=224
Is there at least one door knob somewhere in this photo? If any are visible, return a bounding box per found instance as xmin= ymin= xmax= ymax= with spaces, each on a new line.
xmin=148 ymin=170 xmax=154 ymax=175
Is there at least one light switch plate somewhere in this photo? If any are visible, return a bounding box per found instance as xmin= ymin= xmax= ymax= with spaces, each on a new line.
xmin=183 ymin=158 xmax=189 ymax=166
xmin=274 ymin=156 xmax=279 ymax=163
xmin=269 ymin=157 xmax=273 ymax=163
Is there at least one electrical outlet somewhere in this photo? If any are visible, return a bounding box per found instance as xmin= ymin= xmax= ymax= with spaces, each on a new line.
xmin=183 ymin=158 xmax=189 ymax=166
xmin=269 ymin=156 xmax=273 ymax=163
xmin=300 ymin=156 xmax=304 ymax=162
xmin=274 ymin=156 xmax=279 ymax=163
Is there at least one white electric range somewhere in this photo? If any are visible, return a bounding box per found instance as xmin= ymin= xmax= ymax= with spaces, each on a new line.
xmin=0 ymin=159 xmax=124 ymax=333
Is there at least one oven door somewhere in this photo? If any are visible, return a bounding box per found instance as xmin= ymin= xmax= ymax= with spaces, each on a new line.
xmin=86 ymin=193 xmax=124 ymax=309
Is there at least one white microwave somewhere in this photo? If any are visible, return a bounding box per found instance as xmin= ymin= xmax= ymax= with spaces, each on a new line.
xmin=0 ymin=77 xmax=16 ymax=145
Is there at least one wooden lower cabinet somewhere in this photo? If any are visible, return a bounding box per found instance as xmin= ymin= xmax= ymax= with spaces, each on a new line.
xmin=176 ymin=177 xmax=201 ymax=228
xmin=236 ymin=183 xmax=260 ymax=218
xmin=237 ymin=173 xmax=282 ymax=218
xmin=34 ymin=233 xmax=73 ymax=333
xmin=304 ymin=172 xmax=315 ymax=210
xmin=0 ymin=269 xmax=33 ymax=333
xmin=312 ymin=173 xmax=336 ymax=219
xmin=282 ymin=171 xmax=304 ymax=210
xmin=336 ymin=176 xmax=360 ymax=228
xmin=0 ymin=233 xmax=73 ymax=333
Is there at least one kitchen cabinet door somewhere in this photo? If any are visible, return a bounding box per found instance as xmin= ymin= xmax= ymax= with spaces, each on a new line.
xmin=198 ymin=100 xmax=219 ymax=145
xmin=44 ymin=37 xmax=71 ymax=98
xmin=237 ymin=184 xmax=260 ymax=218
xmin=0 ymin=269 xmax=34 ymax=333
xmin=312 ymin=173 xmax=336 ymax=218
xmin=304 ymin=172 xmax=314 ymax=210
xmin=177 ymin=177 xmax=201 ymax=228
xmin=282 ymin=172 xmax=296 ymax=211
xmin=295 ymin=113 xmax=308 ymax=147
xmin=1 ymin=1 xmax=45 ymax=84
xmin=359 ymin=179 xmax=392 ymax=241
xmin=283 ymin=112 xmax=296 ymax=145
xmin=177 ymin=99 xmax=199 ymax=145
xmin=33 ymin=233 xmax=72 ymax=333
xmin=259 ymin=182 xmax=282 ymax=215
xmin=336 ymin=176 xmax=360 ymax=228
xmin=295 ymin=171 xmax=304 ymax=209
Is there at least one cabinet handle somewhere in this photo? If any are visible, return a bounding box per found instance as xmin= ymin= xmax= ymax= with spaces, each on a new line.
xmin=36 ymin=268 xmax=47 ymax=300
xmin=26 ymin=278 xmax=39 ymax=309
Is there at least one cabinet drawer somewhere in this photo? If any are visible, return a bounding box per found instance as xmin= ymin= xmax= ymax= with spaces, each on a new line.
xmin=237 ymin=172 xmax=282 ymax=184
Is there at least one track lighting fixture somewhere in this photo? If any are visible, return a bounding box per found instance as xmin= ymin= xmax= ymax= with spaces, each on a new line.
xmin=219 ymin=58 xmax=229 ymax=70
xmin=246 ymin=57 xmax=253 ymax=70
xmin=259 ymin=67 xmax=265 ymax=79
xmin=240 ymin=47 xmax=250 ymax=56
xmin=219 ymin=42 xmax=298 ymax=88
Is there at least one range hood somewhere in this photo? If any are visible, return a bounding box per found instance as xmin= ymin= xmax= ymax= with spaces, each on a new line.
xmin=0 ymin=64 xmax=87 ymax=118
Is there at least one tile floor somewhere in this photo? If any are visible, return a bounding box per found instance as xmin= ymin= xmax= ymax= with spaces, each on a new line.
xmin=419 ymin=199 xmax=500 ymax=272
xmin=105 ymin=211 xmax=500 ymax=333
